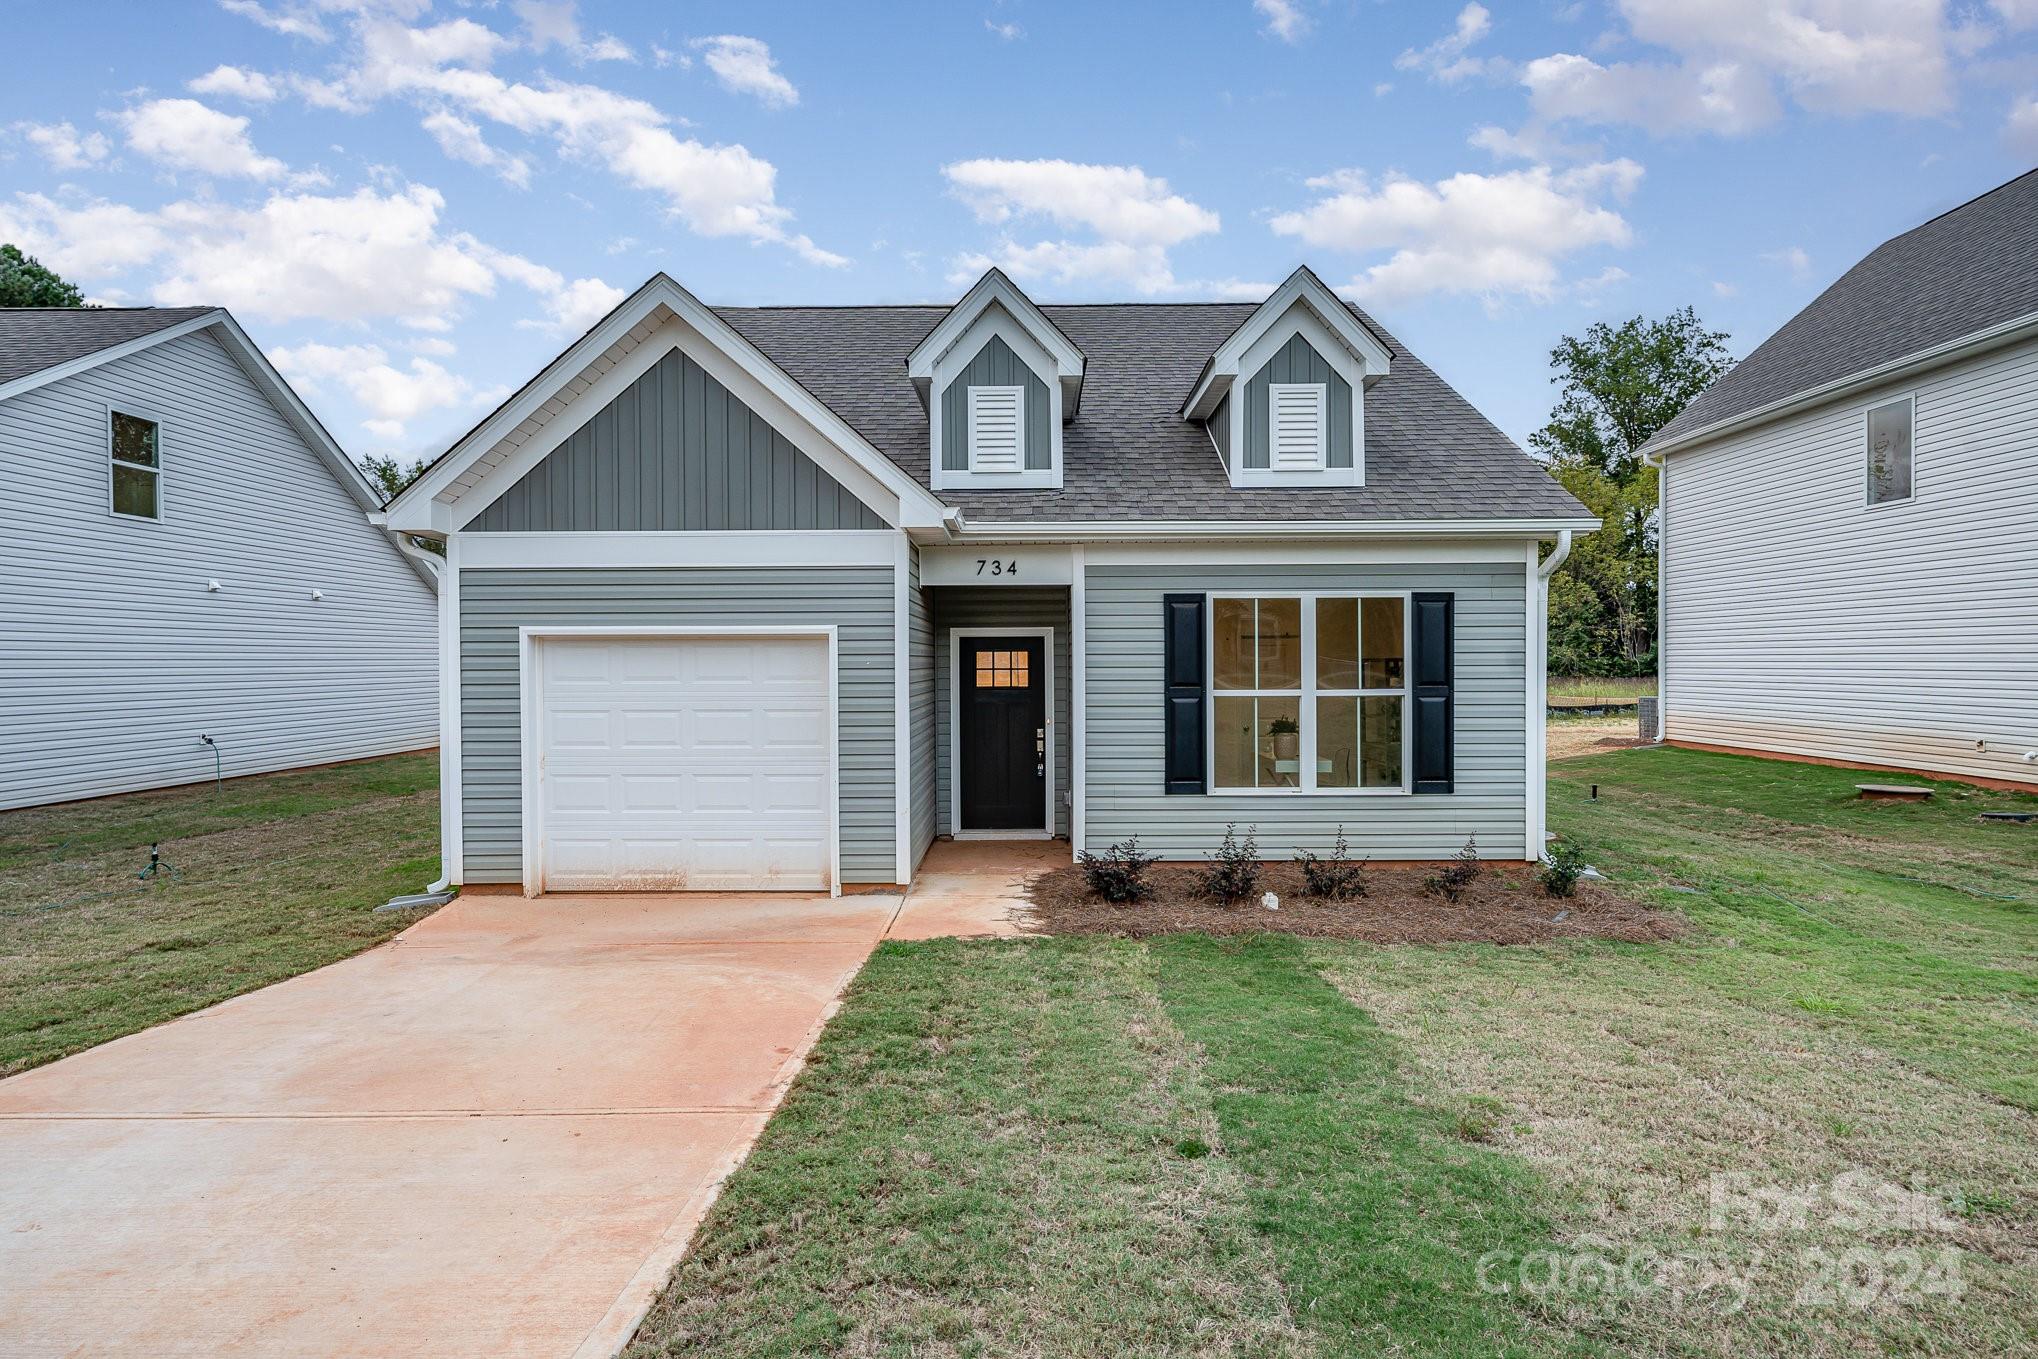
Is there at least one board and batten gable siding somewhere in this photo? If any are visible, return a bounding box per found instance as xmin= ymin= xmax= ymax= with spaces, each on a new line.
xmin=467 ymin=347 xmax=884 ymax=532
xmin=908 ymin=548 xmax=938 ymax=866
xmin=1083 ymin=563 xmax=1526 ymax=860
xmin=1661 ymin=333 xmax=2038 ymax=785
xmin=0 ymin=329 xmax=437 ymax=810
xmin=932 ymin=586 xmax=1071 ymax=837
xmin=1242 ymin=333 xmax=1354 ymax=471
xmin=458 ymin=567 xmax=896 ymax=884
xmin=937 ymin=335 xmax=1052 ymax=473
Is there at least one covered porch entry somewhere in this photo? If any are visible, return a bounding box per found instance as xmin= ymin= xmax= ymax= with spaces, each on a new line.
xmin=926 ymin=575 xmax=1071 ymax=843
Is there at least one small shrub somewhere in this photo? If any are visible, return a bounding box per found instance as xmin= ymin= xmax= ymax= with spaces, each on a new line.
xmin=1296 ymin=827 xmax=1367 ymax=900
xmin=1076 ymin=836 xmax=1159 ymax=904
xmin=1201 ymin=823 xmax=1260 ymax=904
xmin=1422 ymin=835 xmax=1482 ymax=902
xmin=1539 ymin=839 xmax=1590 ymax=897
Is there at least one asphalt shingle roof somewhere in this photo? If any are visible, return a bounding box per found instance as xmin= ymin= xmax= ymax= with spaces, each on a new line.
xmin=717 ymin=300 xmax=1588 ymax=523
xmin=1647 ymin=168 xmax=2038 ymax=452
xmin=0 ymin=306 xmax=217 ymax=389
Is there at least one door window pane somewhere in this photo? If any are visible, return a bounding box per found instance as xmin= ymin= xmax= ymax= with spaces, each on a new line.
xmin=1361 ymin=696 xmax=1403 ymax=788
xmin=1212 ymin=598 xmax=1255 ymax=690
xmin=1317 ymin=696 xmax=1358 ymax=788
xmin=1256 ymin=597 xmax=1302 ymax=690
xmin=1361 ymin=597 xmax=1404 ymax=689
xmin=1316 ymin=597 xmax=1359 ymax=689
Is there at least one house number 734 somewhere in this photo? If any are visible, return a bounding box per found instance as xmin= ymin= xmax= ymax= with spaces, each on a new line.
xmin=974 ymin=558 xmax=1018 ymax=577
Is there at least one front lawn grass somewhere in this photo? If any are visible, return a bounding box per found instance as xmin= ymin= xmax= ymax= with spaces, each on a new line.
xmin=631 ymin=745 xmax=2036 ymax=1357
xmin=0 ymin=754 xmax=440 ymax=1075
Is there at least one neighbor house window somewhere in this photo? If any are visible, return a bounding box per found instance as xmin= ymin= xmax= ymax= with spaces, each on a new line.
xmin=109 ymin=410 xmax=161 ymax=520
xmin=1211 ymin=594 xmax=1406 ymax=793
xmin=1268 ymin=382 xmax=1327 ymax=471
xmin=1866 ymin=397 xmax=1913 ymax=505
xmin=967 ymin=385 xmax=1024 ymax=473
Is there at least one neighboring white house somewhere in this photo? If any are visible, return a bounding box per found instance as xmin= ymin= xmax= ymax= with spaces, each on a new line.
xmin=1642 ymin=168 xmax=2038 ymax=791
xmin=0 ymin=306 xmax=440 ymax=809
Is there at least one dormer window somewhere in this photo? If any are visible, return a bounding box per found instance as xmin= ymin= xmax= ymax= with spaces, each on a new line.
xmin=967 ymin=385 xmax=1025 ymax=473
xmin=909 ymin=269 xmax=1084 ymax=491
xmin=1269 ymin=383 xmax=1327 ymax=471
xmin=1183 ymin=266 xmax=1392 ymax=490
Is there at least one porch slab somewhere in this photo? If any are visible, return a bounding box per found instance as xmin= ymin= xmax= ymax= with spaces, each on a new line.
xmin=887 ymin=839 xmax=1056 ymax=939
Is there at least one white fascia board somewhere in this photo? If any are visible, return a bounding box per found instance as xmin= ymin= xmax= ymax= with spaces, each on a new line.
xmin=950 ymin=517 xmax=1602 ymax=543
xmin=908 ymin=268 xmax=1084 ymax=390
xmin=458 ymin=529 xmax=902 ymax=569
xmin=1641 ymin=308 xmax=2038 ymax=464
xmin=1181 ymin=267 xmax=1392 ymax=420
xmin=385 ymin=273 xmax=950 ymax=532
xmin=0 ymin=310 xmax=224 ymax=407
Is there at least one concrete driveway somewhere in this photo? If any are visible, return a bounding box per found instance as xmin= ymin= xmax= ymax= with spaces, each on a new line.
xmin=0 ymin=891 xmax=900 ymax=1359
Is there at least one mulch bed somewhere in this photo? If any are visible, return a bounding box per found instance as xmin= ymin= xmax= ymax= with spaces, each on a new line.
xmin=1025 ymin=862 xmax=1687 ymax=945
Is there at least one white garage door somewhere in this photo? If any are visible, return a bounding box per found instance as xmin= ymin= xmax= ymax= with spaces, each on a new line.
xmin=535 ymin=635 xmax=831 ymax=891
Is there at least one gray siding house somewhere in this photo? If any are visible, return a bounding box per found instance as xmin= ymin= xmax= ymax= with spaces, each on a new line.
xmin=0 ymin=307 xmax=439 ymax=809
xmin=1642 ymin=169 xmax=2038 ymax=791
xmin=383 ymin=268 xmax=1595 ymax=893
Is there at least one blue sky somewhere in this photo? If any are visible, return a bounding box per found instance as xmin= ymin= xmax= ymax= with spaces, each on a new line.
xmin=5 ymin=0 xmax=2036 ymax=456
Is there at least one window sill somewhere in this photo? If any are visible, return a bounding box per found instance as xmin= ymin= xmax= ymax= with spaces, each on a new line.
xmin=931 ymin=466 xmax=1063 ymax=491
xmin=1204 ymin=786 xmax=1411 ymax=797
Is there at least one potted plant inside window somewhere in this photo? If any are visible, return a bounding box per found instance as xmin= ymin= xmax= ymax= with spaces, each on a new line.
xmin=1269 ymin=714 xmax=1301 ymax=761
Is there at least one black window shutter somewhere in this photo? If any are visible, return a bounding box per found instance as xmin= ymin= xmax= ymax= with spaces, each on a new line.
xmin=1162 ymin=593 xmax=1206 ymax=794
xmin=1410 ymin=592 xmax=1455 ymax=795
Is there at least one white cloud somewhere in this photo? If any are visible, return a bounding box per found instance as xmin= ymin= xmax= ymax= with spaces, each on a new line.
xmin=1255 ymin=0 xmax=1309 ymax=43
xmin=1764 ymin=244 xmax=1813 ymax=278
xmin=1397 ymin=4 xmax=1506 ymax=83
xmin=0 ymin=193 xmax=170 ymax=275
xmin=943 ymin=158 xmax=1221 ymax=294
xmin=985 ymin=18 xmax=1023 ymax=40
xmin=421 ymin=110 xmax=532 ymax=187
xmin=217 ymin=0 xmax=331 ymax=42
xmin=1522 ymin=52 xmax=1779 ymax=135
xmin=459 ymin=238 xmax=626 ymax=330
xmin=1995 ymin=0 xmax=2038 ymax=29
xmin=1520 ymin=0 xmax=1967 ymax=137
xmin=17 ymin=122 xmax=111 ymax=171
xmin=2008 ymin=92 xmax=2038 ymax=154
xmin=240 ymin=8 xmax=840 ymax=264
xmin=273 ymin=340 xmax=473 ymax=438
xmin=1268 ymin=161 xmax=1641 ymax=307
xmin=690 ymin=35 xmax=799 ymax=108
xmin=189 ymin=65 xmax=281 ymax=102
xmin=118 ymin=98 xmax=288 ymax=179
xmin=512 ymin=1 xmax=634 ymax=63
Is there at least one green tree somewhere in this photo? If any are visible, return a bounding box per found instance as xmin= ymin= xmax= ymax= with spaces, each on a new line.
xmin=0 ymin=244 xmax=85 ymax=307
xmin=358 ymin=453 xmax=445 ymax=557
xmin=1532 ymin=308 xmax=1734 ymax=675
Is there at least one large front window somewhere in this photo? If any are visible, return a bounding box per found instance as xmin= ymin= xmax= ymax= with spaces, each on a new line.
xmin=1210 ymin=594 xmax=1406 ymax=793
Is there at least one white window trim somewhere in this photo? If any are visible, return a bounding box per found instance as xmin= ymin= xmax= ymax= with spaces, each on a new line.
xmin=1267 ymin=382 xmax=1328 ymax=471
xmin=106 ymin=404 xmax=165 ymax=523
xmin=1204 ymin=591 xmax=1411 ymax=797
xmin=1862 ymin=391 xmax=1918 ymax=510
xmin=930 ymin=305 xmax=1063 ymax=490
xmin=965 ymin=384 xmax=1027 ymax=475
xmin=516 ymin=625 xmax=842 ymax=898
xmin=947 ymin=625 xmax=1055 ymax=838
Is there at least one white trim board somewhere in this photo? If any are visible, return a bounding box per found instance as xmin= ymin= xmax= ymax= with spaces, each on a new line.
xmin=893 ymin=536 xmax=912 ymax=884
xmin=438 ymin=533 xmax=464 ymax=887
xmin=458 ymin=529 xmax=902 ymax=570
xmin=515 ymin=624 xmax=842 ymax=897
xmin=947 ymin=625 xmax=1056 ymax=837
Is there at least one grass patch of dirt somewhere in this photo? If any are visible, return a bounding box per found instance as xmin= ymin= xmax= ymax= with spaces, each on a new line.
xmin=1026 ymin=861 xmax=1686 ymax=945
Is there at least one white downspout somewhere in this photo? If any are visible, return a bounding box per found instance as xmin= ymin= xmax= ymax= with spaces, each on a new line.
xmin=1530 ymin=530 xmax=1573 ymax=860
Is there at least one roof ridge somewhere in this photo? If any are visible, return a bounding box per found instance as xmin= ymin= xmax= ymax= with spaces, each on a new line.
xmin=1881 ymin=166 xmax=2038 ymax=245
